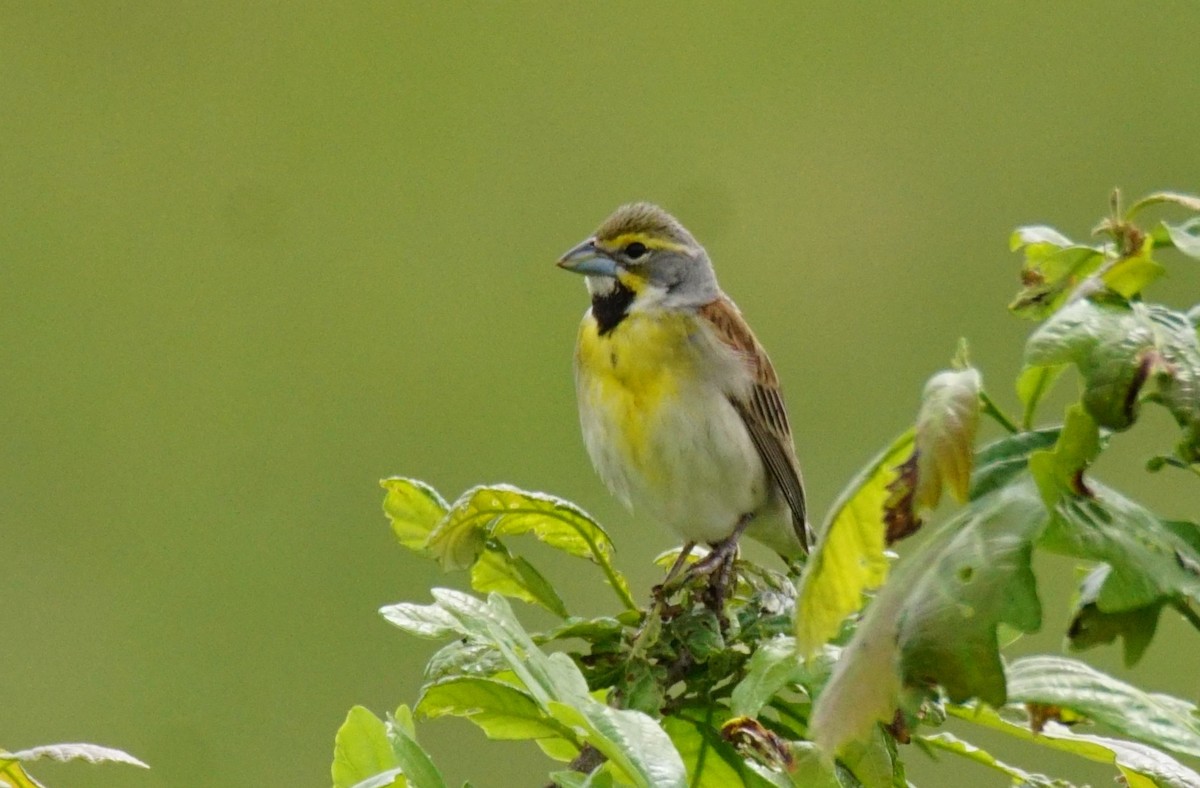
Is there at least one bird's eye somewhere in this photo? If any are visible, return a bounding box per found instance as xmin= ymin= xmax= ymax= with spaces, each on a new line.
xmin=624 ymin=241 xmax=647 ymax=260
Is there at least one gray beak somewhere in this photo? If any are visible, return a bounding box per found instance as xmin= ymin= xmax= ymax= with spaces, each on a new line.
xmin=556 ymin=239 xmax=618 ymax=278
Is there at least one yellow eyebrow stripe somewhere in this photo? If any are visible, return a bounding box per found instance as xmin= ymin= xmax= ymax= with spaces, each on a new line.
xmin=599 ymin=232 xmax=691 ymax=254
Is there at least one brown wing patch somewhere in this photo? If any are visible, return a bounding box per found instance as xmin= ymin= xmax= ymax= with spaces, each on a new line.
xmin=700 ymin=296 xmax=810 ymax=551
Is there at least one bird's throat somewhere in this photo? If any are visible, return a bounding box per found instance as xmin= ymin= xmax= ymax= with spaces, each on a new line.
xmin=591 ymin=280 xmax=635 ymax=336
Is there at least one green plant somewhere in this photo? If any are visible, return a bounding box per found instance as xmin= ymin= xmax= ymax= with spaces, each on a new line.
xmin=333 ymin=191 xmax=1200 ymax=787
xmin=1 ymin=742 xmax=147 ymax=787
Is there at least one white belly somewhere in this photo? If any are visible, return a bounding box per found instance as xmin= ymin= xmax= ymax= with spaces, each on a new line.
xmin=574 ymin=310 xmax=774 ymax=546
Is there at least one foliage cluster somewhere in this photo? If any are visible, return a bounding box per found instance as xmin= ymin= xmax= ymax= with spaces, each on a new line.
xmin=334 ymin=192 xmax=1200 ymax=788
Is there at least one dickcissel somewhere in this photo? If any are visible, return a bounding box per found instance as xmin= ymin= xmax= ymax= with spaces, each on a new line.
xmin=557 ymin=203 xmax=811 ymax=593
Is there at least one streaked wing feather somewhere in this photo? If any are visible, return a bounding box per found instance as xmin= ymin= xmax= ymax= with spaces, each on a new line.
xmin=699 ymin=297 xmax=811 ymax=550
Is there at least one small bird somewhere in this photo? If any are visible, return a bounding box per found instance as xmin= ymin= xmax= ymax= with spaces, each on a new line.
xmin=557 ymin=203 xmax=811 ymax=597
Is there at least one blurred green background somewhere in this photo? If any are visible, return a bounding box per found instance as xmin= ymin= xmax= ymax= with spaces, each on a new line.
xmin=3 ymin=3 xmax=1199 ymax=786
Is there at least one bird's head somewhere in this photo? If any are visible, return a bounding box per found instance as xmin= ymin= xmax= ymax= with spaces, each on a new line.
xmin=557 ymin=203 xmax=719 ymax=309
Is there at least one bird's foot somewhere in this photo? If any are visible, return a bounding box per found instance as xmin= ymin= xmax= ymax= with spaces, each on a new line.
xmin=691 ymin=538 xmax=739 ymax=618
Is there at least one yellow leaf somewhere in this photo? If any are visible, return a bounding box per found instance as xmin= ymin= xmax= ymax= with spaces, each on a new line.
xmin=794 ymin=430 xmax=913 ymax=657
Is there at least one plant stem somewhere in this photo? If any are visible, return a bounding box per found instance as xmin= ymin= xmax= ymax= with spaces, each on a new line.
xmin=979 ymin=391 xmax=1020 ymax=434
xmin=1173 ymin=600 xmax=1200 ymax=633
xmin=574 ymin=525 xmax=639 ymax=612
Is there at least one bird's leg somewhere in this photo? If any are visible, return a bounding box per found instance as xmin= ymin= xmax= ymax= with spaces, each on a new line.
xmin=689 ymin=513 xmax=754 ymax=614
xmin=631 ymin=542 xmax=697 ymax=657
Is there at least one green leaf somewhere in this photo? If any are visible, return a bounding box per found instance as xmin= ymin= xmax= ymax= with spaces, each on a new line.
xmin=416 ymin=677 xmax=572 ymax=742
xmin=4 ymin=744 xmax=147 ymax=770
xmin=431 ymin=591 xmax=687 ymax=787
xmin=897 ymin=479 xmax=1045 ymax=706
xmin=914 ymin=367 xmax=982 ymax=508
xmin=1101 ymin=245 xmax=1165 ymax=299
xmin=839 ymin=724 xmax=905 ymax=788
xmin=1015 ymin=363 xmax=1067 ymax=429
xmin=810 ymin=478 xmax=1048 ymax=755
xmin=1160 ymin=217 xmax=1200 ymax=260
xmin=428 ymin=485 xmax=613 ymax=567
xmin=425 ymin=485 xmax=635 ymax=609
xmin=0 ymin=752 xmax=43 ymax=788
xmin=969 ymin=428 xmax=1060 ymax=500
xmin=613 ymin=657 xmax=665 ymax=716
xmin=918 ymin=732 xmax=1075 ymax=787
xmin=1010 ymin=225 xmax=1075 ymax=251
xmin=379 ymin=600 xmax=463 ymax=640
xmin=1026 ymin=297 xmax=1150 ymax=429
xmin=794 ymin=430 xmax=913 ymax=657
xmin=1025 ymin=300 xmax=1200 ymax=458
xmin=332 ymin=706 xmax=404 ymax=788
xmin=741 ymin=740 xmax=844 ymax=788
xmin=423 ymin=639 xmax=505 ymax=684
xmin=1127 ymin=190 xmax=1200 ymax=218
xmin=731 ymin=636 xmax=803 ymax=718
xmin=547 ymin=768 xmax=615 ymax=788
xmin=536 ymin=616 xmax=625 ymax=645
xmin=382 ymin=477 xmax=448 ymax=553
xmin=1009 ymin=241 xmax=1106 ymax=320
xmin=470 ymin=543 xmax=569 ymax=617
xmin=949 ymin=703 xmax=1200 ymax=788
xmin=1006 ymin=655 xmax=1200 ymax=759
xmin=386 ymin=706 xmax=447 ymax=788
xmin=1040 ymin=481 xmax=1200 ymax=612
xmin=1067 ymin=565 xmax=1161 ymax=667
xmin=0 ymin=761 xmax=43 ymax=788
xmin=662 ymin=715 xmax=776 ymax=788
xmin=1028 ymin=404 xmax=1101 ymax=508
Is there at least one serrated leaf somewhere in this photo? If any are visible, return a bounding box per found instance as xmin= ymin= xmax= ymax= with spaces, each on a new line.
xmin=949 ymin=703 xmax=1200 ymax=788
xmin=914 ymin=367 xmax=982 ymax=509
xmin=333 ymin=706 xmax=404 ymax=788
xmin=897 ymin=480 xmax=1045 ymax=706
xmin=918 ymin=732 xmax=1075 ymax=787
xmin=382 ymin=477 xmax=449 ymax=553
xmin=811 ymin=478 xmax=1048 ymax=755
xmin=417 ymin=677 xmax=570 ymax=741
xmin=1031 ymin=300 xmax=1200 ymax=458
xmin=731 ymin=636 xmax=803 ymax=718
xmin=1040 ymin=481 xmax=1200 ymax=612
xmin=1006 ymin=655 xmax=1200 ymax=760
xmin=428 ymin=485 xmax=613 ymax=568
xmin=1016 ymin=364 xmax=1067 ymax=429
xmin=1067 ymin=565 xmax=1161 ymax=667
xmin=794 ymin=430 xmax=913 ymax=657
xmin=469 ymin=543 xmax=569 ymax=617
xmin=425 ymin=486 xmax=634 ymax=608
xmin=613 ymin=656 xmax=665 ymax=716
xmin=1161 ymin=217 xmax=1200 ymax=260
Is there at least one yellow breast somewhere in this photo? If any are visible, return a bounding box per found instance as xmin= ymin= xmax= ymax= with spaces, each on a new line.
xmin=575 ymin=310 xmax=700 ymax=460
